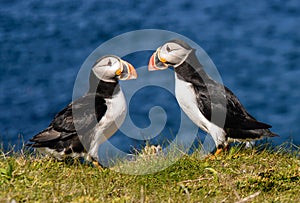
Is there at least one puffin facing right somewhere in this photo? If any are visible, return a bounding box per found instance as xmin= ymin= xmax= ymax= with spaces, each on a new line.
xmin=27 ymin=55 xmax=137 ymax=164
xmin=148 ymin=39 xmax=277 ymax=156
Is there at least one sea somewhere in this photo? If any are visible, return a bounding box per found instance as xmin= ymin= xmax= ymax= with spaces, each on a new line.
xmin=1 ymin=0 xmax=299 ymax=157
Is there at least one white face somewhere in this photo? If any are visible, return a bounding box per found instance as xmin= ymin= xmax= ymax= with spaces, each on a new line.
xmin=92 ymin=56 xmax=121 ymax=82
xmin=92 ymin=56 xmax=136 ymax=82
xmin=158 ymin=42 xmax=192 ymax=67
xmin=92 ymin=56 xmax=137 ymax=82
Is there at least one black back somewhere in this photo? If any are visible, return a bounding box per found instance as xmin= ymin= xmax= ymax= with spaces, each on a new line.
xmin=175 ymin=51 xmax=272 ymax=130
xmin=27 ymin=70 xmax=120 ymax=155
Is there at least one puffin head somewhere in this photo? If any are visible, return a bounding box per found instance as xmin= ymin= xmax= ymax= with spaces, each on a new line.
xmin=92 ymin=55 xmax=137 ymax=83
xmin=148 ymin=39 xmax=194 ymax=71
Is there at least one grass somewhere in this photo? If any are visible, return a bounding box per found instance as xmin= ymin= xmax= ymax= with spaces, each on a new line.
xmin=0 ymin=144 xmax=299 ymax=203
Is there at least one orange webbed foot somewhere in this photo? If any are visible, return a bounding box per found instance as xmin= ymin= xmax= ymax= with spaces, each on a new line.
xmin=205 ymin=144 xmax=230 ymax=160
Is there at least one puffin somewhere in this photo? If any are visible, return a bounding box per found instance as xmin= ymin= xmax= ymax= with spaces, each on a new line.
xmin=27 ymin=55 xmax=137 ymax=164
xmin=148 ymin=39 xmax=277 ymax=156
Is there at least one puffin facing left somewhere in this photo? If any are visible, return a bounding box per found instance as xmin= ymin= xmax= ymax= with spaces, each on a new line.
xmin=27 ymin=55 xmax=137 ymax=165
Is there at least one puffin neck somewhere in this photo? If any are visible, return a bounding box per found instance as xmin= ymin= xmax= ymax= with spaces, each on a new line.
xmin=88 ymin=71 xmax=120 ymax=98
xmin=174 ymin=51 xmax=211 ymax=83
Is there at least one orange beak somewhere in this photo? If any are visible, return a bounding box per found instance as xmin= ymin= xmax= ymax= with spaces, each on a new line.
xmin=148 ymin=51 xmax=169 ymax=71
xmin=120 ymin=60 xmax=138 ymax=80
xmin=126 ymin=62 xmax=138 ymax=79
xmin=148 ymin=52 xmax=159 ymax=71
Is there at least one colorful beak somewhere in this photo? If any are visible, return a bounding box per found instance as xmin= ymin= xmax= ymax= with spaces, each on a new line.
xmin=148 ymin=51 xmax=168 ymax=71
xmin=119 ymin=60 xmax=138 ymax=80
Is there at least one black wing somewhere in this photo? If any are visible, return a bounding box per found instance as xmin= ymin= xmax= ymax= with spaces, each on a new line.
xmin=175 ymin=53 xmax=271 ymax=131
xmin=193 ymin=79 xmax=271 ymax=130
xmin=29 ymin=93 xmax=107 ymax=145
xmin=226 ymin=128 xmax=278 ymax=140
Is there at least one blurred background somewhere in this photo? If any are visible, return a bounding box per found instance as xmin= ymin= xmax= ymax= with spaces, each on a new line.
xmin=1 ymin=0 xmax=299 ymax=153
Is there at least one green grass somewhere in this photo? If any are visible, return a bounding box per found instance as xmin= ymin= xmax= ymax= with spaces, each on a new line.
xmin=0 ymin=145 xmax=299 ymax=203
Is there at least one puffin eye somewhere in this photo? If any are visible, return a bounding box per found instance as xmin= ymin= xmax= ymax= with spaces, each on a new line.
xmin=107 ymin=59 xmax=112 ymax=66
xmin=166 ymin=45 xmax=171 ymax=52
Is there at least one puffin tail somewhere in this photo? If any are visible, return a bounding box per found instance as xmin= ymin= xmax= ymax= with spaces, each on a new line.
xmin=227 ymin=128 xmax=279 ymax=140
xmin=264 ymin=129 xmax=279 ymax=137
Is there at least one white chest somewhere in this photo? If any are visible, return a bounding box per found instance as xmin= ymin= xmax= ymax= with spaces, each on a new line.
xmin=89 ymin=89 xmax=127 ymax=159
xmin=175 ymin=74 xmax=226 ymax=146
xmin=104 ymin=89 xmax=127 ymax=125
xmin=175 ymin=74 xmax=210 ymax=133
xmin=175 ymin=73 xmax=227 ymax=147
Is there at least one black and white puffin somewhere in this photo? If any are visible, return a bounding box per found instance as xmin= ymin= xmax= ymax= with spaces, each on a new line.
xmin=27 ymin=55 xmax=137 ymax=163
xmin=148 ymin=39 xmax=277 ymax=155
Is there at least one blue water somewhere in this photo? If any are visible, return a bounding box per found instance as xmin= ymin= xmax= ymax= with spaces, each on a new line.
xmin=1 ymin=0 xmax=300 ymax=152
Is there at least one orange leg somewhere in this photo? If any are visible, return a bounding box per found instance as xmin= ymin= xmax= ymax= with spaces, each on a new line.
xmin=214 ymin=148 xmax=223 ymax=156
xmin=206 ymin=144 xmax=230 ymax=160
xmin=217 ymin=144 xmax=231 ymax=154
xmin=92 ymin=160 xmax=104 ymax=171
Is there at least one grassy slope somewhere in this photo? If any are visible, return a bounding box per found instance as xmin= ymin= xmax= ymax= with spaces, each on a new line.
xmin=0 ymin=146 xmax=299 ymax=203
